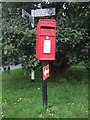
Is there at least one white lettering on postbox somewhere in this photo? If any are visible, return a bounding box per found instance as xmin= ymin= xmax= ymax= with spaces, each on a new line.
xmin=44 ymin=40 xmax=51 ymax=53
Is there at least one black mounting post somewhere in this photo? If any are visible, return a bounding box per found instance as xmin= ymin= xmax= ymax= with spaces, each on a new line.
xmin=42 ymin=61 xmax=48 ymax=108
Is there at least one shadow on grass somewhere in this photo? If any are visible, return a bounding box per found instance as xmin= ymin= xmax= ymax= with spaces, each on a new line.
xmin=2 ymin=66 xmax=88 ymax=89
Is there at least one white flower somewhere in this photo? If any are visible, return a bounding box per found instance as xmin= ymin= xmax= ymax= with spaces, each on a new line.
xmin=38 ymin=88 xmax=40 ymax=90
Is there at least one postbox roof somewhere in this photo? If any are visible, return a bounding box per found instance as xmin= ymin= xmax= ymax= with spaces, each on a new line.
xmin=38 ymin=19 xmax=56 ymax=28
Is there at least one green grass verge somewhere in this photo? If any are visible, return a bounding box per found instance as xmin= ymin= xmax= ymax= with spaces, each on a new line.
xmin=0 ymin=71 xmax=2 ymax=120
xmin=1 ymin=66 xmax=88 ymax=118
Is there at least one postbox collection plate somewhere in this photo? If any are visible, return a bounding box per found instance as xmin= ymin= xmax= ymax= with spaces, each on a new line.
xmin=43 ymin=40 xmax=51 ymax=54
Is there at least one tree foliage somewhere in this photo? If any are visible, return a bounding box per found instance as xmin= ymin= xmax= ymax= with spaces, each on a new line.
xmin=55 ymin=3 xmax=89 ymax=70
xmin=2 ymin=2 xmax=89 ymax=72
xmin=2 ymin=5 xmax=39 ymax=70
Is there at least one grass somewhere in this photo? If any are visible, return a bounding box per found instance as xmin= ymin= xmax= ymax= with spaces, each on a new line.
xmin=0 ymin=71 xmax=2 ymax=120
xmin=1 ymin=66 xmax=88 ymax=118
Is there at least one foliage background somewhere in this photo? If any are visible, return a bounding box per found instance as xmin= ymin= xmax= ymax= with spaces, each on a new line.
xmin=2 ymin=2 xmax=89 ymax=72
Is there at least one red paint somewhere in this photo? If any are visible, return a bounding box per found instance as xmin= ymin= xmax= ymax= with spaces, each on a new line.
xmin=36 ymin=19 xmax=56 ymax=60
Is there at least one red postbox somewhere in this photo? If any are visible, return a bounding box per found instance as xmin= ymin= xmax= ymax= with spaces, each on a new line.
xmin=36 ymin=19 xmax=56 ymax=60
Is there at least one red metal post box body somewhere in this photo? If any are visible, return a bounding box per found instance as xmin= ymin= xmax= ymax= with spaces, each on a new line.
xmin=36 ymin=19 xmax=56 ymax=60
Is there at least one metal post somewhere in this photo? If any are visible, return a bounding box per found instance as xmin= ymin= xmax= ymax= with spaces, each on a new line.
xmin=7 ymin=66 xmax=10 ymax=74
xmin=31 ymin=9 xmax=34 ymax=28
xmin=31 ymin=68 xmax=35 ymax=81
xmin=42 ymin=61 xmax=48 ymax=108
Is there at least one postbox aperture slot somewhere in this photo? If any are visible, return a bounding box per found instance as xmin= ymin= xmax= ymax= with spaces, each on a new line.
xmin=41 ymin=26 xmax=55 ymax=30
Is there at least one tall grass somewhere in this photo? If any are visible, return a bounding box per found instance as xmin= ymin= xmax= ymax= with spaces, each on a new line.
xmin=2 ymin=66 xmax=88 ymax=118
